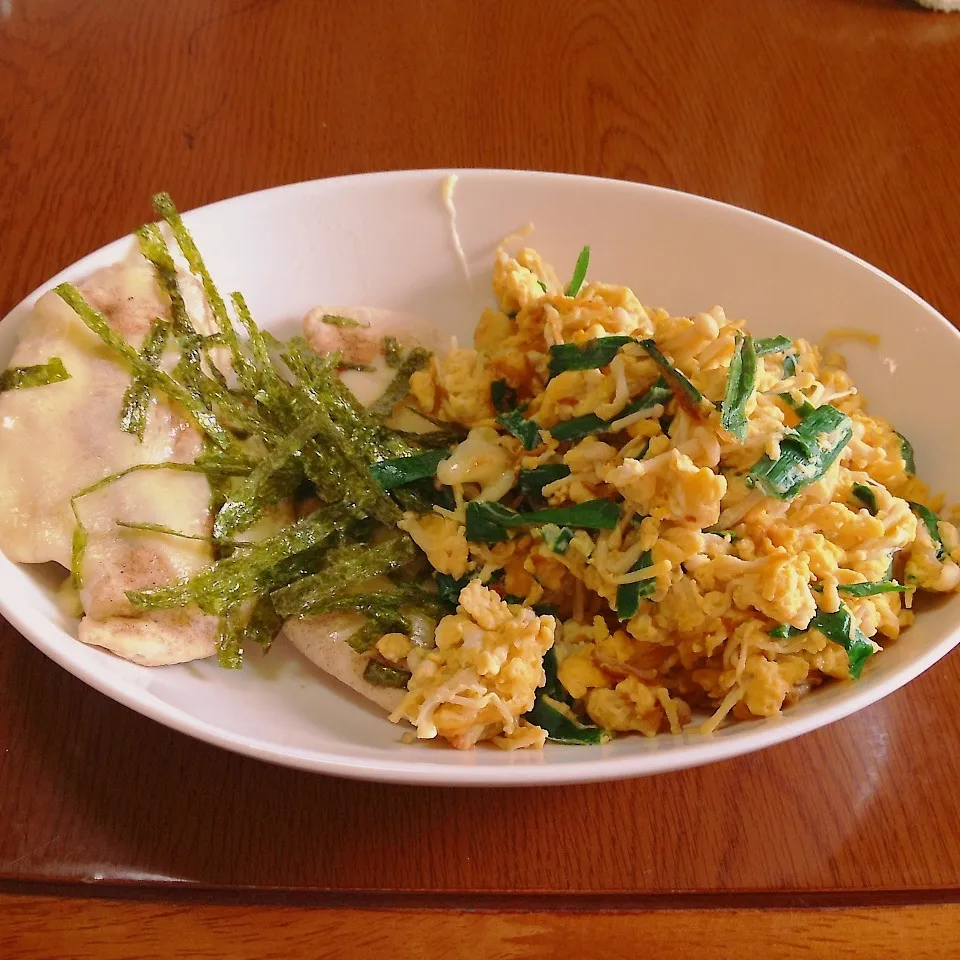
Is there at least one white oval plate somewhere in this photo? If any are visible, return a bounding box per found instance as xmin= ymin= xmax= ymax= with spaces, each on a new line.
xmin=2 ymin=170 xmax=959 ymax=786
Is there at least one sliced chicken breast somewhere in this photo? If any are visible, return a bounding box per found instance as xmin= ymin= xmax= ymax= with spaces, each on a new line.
xmin=0 ymin=253 xmax=219 ymax=664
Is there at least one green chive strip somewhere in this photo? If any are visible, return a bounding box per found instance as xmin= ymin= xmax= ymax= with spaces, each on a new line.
xmin=720 ymin=332 xmax=757 ymax=442
xmin=565 ymin=246 xmax=591 ymax=297
xmin=491 ymin=379 xmax=518 ymax=413
xmin=754 ymin=336 xmax=793 ymax=357
xmin=851 ymin=483 xmax=878 ymax=515
xmin=638 ymin=339 xmax=705 ymax=413
xmin=615 ymin=550 xmax=655 ymax=620
xmin=541 ymin=524 xmax=575 ymax=555
xmin=497 ymin=408 xmax=541 ymax=450
xmin=837 ymin=581 xmax=908 ymax=597
xmin=548 ymin=379 xmax=671 ymax=443
xmin=748 ymin=403 xmax=852 ymax=500
xmin=524 ymin=648 xmax=611 ymax=744
xmin=519 ymin=463 xmax=571 ymax=496
xmin=548 ymin=336 xmax=632 ymax=377
xmin=435 ymin=573 xmax=472 ymax=609
xmin=465 ymin=498 xmax=619 ymax=544
xmin=897 ymin=432 xmax=916 ymax=474
xmin=909 ymin=502 xmax=946 ymax=560
xmin=526 ymin=695 xmax=612 ymax=744
xmin=369 ymin=448 xmax=450 ymax=491
xmin=808 ymin=605 xmax=879 ymax=680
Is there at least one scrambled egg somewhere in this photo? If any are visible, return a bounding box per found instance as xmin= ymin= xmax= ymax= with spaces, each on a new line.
xmin=606 ymin=449 xmax=727 ymax=528
xmin=395 ymin=241 xmax=959 ymax=745
xmin=398 ymin=513 xmax=469 ymax=578
xmin=390 ymin=581 xmax=556 ymax=749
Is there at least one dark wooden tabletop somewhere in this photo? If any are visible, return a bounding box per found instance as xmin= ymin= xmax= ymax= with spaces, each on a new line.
xmin=3 ymin=0 xmax=960 ymax=956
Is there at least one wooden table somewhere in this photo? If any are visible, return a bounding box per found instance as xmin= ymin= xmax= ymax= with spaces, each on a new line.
xmin=3 ymin=1 xmax=960 ymax=956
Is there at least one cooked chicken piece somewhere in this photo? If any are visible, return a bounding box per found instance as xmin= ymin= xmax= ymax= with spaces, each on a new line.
xmin=284 ymin=613 xmax=406 ymax=713
xmin=303 ymin=305 xmax=449 ymax=409
xmin=0 ymin=252 xmax=219 ymax=664
xmin=287 ymin=306 xmax=448 ymax=709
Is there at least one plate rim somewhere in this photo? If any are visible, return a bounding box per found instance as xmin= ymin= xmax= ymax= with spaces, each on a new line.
xmin=2 ymin=167 xmax=959 ymax=786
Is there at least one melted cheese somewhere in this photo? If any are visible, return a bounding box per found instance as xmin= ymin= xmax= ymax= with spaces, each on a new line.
xmin=0 ymin=261 xmax=209 ymax=566
xmin=0 ymin=258 xmax=219 ymax=663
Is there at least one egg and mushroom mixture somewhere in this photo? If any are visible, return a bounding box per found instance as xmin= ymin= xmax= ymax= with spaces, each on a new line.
xmin=381 ymin=243 xmax=960 ymax=746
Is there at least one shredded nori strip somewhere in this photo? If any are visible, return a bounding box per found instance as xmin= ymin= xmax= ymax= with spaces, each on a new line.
xmin=383 ymin=336 xmax=404 ymax=368
xmin=0 ymin=357 xmax=71 ymax=393
xmin=114 ymin=520 xmax=252 ymax=548
xmin=322 ymin=314 xmax=368 ymax=329
xmin=368 ymin=347 xmax=431 ymax=419
xmin=294 ymin=584 xmax=444 ymax=652
xmin=61 ymin=193 xmax=467 ymax=672
xmin=127 ymin=504 xmax=361 ymax=616
xmin=119 ymin=320 xmax=168 ymax=440
xmin=242 ymin=595 xmax=285 ymax=653
xmin=363 ymin=659 xmax=412 ymax=688
xmin=217 ymin=603 xmax=248 ymax=669
xmin=70 ymin=522 xmax=87 ymax=592
xmin=151 ymin=192 xmax=252 ymax=383
xmin=212 ymin=412 xmax=332 ymax=540
xmin=56 ymin=283 xmax=236 ymax=451
xmin=134 ymin=223 xmax=198 ymax=338
xmin=270 ymin=534 xmax=418 ymax=617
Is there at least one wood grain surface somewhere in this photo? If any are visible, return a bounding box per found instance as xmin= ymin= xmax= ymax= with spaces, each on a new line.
xmin=4 ymin=895 xmax=960 ymax=960
xmin=2 ymin=0 xmax=960 ymax=953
